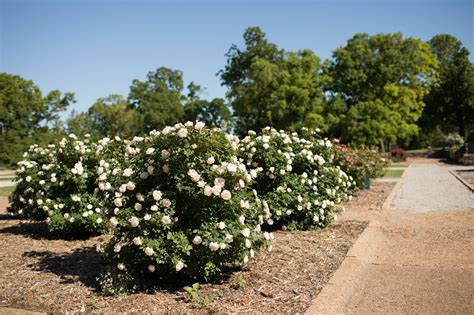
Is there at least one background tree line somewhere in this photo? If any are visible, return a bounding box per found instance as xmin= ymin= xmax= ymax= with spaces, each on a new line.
xmin=1 ymin=27 xmax=472 ymax=165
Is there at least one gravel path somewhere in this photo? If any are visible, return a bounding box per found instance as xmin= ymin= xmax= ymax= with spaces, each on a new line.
xmin=0 ymin=180 xmax=14 ymax=188
xmin=392 ymin=163 xmax=474 ymax=212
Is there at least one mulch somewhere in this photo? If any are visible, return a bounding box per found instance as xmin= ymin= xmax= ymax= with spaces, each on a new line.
xmin=0 ymin=182 xmax=394 ymax=314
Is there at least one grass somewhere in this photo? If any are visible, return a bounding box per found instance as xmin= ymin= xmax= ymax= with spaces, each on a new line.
xmin=0 ymin=186 xmax=14 ymax=197
xmin=406 ymin=148 xmax=430 ymax=155
xmin=389 ymin=162 xmax=408 ymax=168
xmin=383 ymin=169 xmax=404 ymax=178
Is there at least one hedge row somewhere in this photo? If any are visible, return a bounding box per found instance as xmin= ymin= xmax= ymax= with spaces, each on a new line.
xmin=8 ymin=122 xmax=385 ymax=293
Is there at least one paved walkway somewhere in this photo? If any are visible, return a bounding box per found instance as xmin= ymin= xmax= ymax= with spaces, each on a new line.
xmin=0 ymin=180 xmax=15 ymax=188
xmin=306 ymin=159 xmax=474 ymax=314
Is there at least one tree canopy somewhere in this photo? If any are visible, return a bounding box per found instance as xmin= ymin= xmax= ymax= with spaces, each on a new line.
xmin=220 ymin=27 xmax=328 ymax=134
xmin=325 ymin=33 xmax=438 ymax=146
xmin=0 ymin=73 xmax=74 ymax=164
xmin=420 ymin=34 xmax=474 ymax=140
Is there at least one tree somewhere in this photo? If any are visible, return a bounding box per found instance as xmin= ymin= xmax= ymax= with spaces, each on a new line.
xmin=67 ymin=95 xmax=143 ymax=139
xmin=220 ymin=27 xmax=328 ymax=134
xmin=420 ymin=34 xmax=474 ymax=140
xmin=128 ymin=67 xmax=185 ymax=131
xmin=326 ymin=33 xmax=438 ymax=146
xmin=183 ymin=83 xmax=232 ymax=129
xmin=0 ymin=73 xmax=74 ymax=164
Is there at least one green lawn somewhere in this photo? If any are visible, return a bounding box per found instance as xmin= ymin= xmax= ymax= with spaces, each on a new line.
xmin=406 ymin=148 xmax=430 ymax=155
xmin=383 ymin=169 xmax=404 ymax=178
xmin=389 ymin=162 xmax=408 ymax=168
xmin=0 ymin=186 xmax=14 ymax=197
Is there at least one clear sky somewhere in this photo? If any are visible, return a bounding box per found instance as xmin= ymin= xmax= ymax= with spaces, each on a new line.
xmin=1 ymin=0 xmax=472 ymax=116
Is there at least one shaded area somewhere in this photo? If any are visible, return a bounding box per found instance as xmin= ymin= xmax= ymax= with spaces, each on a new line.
xmin=0 ymin=221 xmax=49 ymax=239
xmin=22 ymin=247 xmax=103 ymax=290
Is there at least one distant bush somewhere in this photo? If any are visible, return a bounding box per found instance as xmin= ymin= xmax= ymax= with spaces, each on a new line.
xmin=98 ymin=122 xmax=272 ymax=293
xmin=333 ymin=144 xmax=387 ymax=188
xmin=238 ymin=127 xmax=353 ymax=230
xmin=390 ymin=147 xmax=409 ymax=162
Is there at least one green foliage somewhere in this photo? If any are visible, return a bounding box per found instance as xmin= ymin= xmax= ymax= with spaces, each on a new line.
xmin=68 ymin=95 xmax=143 ymax=139
xmin=239 ymin=127 xmax=353 ymax=230
xmin=0 ymin=73 xmax=74 ymax=165
xmin=128 ymin=67 xmax=185 ymax=131
xmin=420 ymin=34 xmax=474 ymax=139
xmin=220 ymin=27 xmax=328 ymax=134
xmin=183 ymin=283 xmax=212 ymax=308
xmin=325 ymin=33 xmax=438 ymax=146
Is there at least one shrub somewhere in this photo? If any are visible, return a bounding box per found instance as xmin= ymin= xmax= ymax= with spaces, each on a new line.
xmin=390 ymin=147 xmax=409 ymax=162
xmin=98 ymin=122 xmax=272 ymax=292
xmin=333 ymin=144 xmax=386 ymax=189
xmin=8 ymin=134 xmax=121 ymax=238
xmin=238 ymin=127 xmax=353 ymax=230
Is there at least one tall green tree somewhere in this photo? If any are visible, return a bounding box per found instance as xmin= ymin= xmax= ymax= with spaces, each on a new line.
xmin=183 ymin=83 xmax=232 ymax=129
xmin=220 ymin=27 xmax=328 ymax=134
xmin=420 ymin=34 xmax=474 ymax=139
xmin=0 ymin=73 xmax=74 ymax=164
xmin=67 ymin=94 xmax=143 ymax=139
xmin=128 ymin=67 xmax=185 ymax=131
xmin=326 ymin=33 xmax=438 ymax=146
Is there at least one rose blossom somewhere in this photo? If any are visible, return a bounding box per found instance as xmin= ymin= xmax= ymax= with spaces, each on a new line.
xmin=161 ymin=215 xmax=171 ymax=225
xmin=161 ymin=149 xmax=170 ymax=159
xmin=192 ymin=235 xmax=202 ymax=245
xmin=214 ymin=177 xmax=225 ymax=187
xmin=194 ymin=121 xmax=205 ymax=130
xmin=221 ymin=190 xmax=232 ymax=201
xmin=117 ymin=263 xmax=125 ymax=270
xmin=113 ymin=198 xmax=123 ymax=207
xmin=123 ymin=168 xmax=133 ymax=177
xmin=133 ymin=237 xmax=143 ymax=245
xmin=207 ymin=157 xmax=215 ymax=165
xmin=217 ymin=221 xmax=226 ymax=230
xmin=241 ymin=228 xmax=250 ymax=237
xmin=144 ymin=247 xmax=154 ymax=256
xmin=175 ymin=261 xmax=184 ymax=272
xmin=209 ymin=242 xmax=220 ymax=251
xmin=134 ymin=203 xmax=142 ymax=211
xmin=148 ymin=265 xmax=156 ymax=272
xmin=177 ymin=128 xmax=188 ymax=138
xmin=129 ymin=216 xmax=139 ymax=227
xmin=203 ymin=186 xmax=212 ymax=197
xmin=153 ymin=190 xmax=162 ymax=201
xmin=211 ymin=185 xmax=222 ymax=196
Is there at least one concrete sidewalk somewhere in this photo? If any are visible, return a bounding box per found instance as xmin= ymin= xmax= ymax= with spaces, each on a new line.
xmin=306 ymin=161 xmax=474 ymax=314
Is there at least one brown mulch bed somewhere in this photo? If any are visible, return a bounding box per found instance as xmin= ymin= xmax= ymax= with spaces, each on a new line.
xmin=455 ymin=170 xmax=474 ymax=185
xmin=0 ymin=182 xmax=393 ymax=314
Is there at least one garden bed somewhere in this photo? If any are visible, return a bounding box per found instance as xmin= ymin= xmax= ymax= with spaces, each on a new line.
xmin=0 ymin=182 xmax=393 ymax=313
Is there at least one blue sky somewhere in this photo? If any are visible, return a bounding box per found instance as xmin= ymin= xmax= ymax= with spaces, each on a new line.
xmin=1 ymin=0 xmax=472 ymax=117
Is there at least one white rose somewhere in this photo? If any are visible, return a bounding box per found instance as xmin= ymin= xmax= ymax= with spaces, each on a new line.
xmin=203 ymin=186 xmax=213 ymax=197
xmin=217 ymin=221 xmax=226 ymax=230
xmin=148 ymin=265 xmax=156 ymax=272
xmin=161 ymin=215 xmax=171 ymax=225
xmin=241 ymin=228 xmax=250 ymax=238
xmin=129 ymin=216 xmax=139 ymax=227
xmin=177 ymin=128 xmax=188 ymax=138
xmin=220 ymin=190 xmax=232 ymax=201
xmin=193 ymin=235 xmax=202 ymax=245
xmin=144 ymin=247 xmax=154 ymax=256
xmin=214 ymin=177 xmax=225 ymax=187
xmin=195 ymin=121 xmax=205 ymax=130
xmin=245 ymin=238 xmax=252 ymax=248
xmin=146 ymin=148 xmax=155 ymax=155
xmin=209 ymin=242 xmax=220 ymax=251
xmin=123 ymin=168 xmax=133 ymax=177
xmin=161 ymin=149 xmax=170 ymax=159
xmin=207 ymin=157 xmax=215 ymax=165
xmin=113 ymin=198 xmax=123 ymax=207
xmin=150 ymin=205 xmax=158 ymax=211
xmin=239 ymin=215 xmax=245 ymax=225
xmin=109 ymin=217 xmax=118 ymax=226
xmin=153 ymin=190 xmax=162 ymax=201
xmin=227 ymin=163 xmax=237 ymax=173
xmin=175 ymin=261 xmax=184 ymax=272
xmin=117 ymin=263 xmax=125 ymax=270
xmin=144 ymin=213 xmax=152 ymax=221
xmin=211 ymin=185 xmax=222 ymax=196
xmin=126 ymin=181 xmax=136 ymax=191
xmin=134 ymin=203 xmax=142 ymax=211
xmin=133 ymin=237 xmax=142 ymax=245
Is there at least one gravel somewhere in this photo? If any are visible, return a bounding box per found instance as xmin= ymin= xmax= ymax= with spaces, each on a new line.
xmin=391 ymin=164 xmax=474 ymax=212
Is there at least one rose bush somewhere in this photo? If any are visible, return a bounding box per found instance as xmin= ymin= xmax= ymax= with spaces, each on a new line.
xmin=238 ymin=127 xmax=353 ymax=230
xmin=333 ymin=144 xmax=387 ymax=189
xmin=98 ymin=122 xmax=272 ymax=294
xmin=8 ymin=134 xmax=124 ymax=238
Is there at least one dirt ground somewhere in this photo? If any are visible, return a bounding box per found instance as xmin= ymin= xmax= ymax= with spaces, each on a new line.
xmin=0 ymin=183 xmax=394 ymax=314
